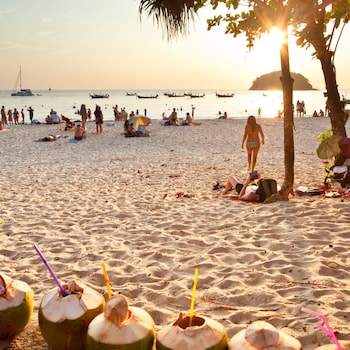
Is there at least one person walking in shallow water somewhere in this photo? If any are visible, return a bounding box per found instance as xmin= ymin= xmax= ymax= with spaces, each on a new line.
xmin=241 ymin=115 xmax=264 ymax=172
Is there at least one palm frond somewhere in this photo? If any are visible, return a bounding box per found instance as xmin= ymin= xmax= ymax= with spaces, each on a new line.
xmin=139 ymin=0 xmax=197 ymax=40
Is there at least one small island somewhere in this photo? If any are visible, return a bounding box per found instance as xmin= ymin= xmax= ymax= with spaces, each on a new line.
xmin=249 ymin=71 xmax=315 ymax=90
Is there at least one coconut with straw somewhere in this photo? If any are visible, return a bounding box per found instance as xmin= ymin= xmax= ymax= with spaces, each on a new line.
xmin=86 ymin=262 xmax=155 ymax=349
xmin=86 ymin=293 xmax=155 ymax=350
xmin=156 ymin=268 xmax=229 ymax=350
xmin=34 ymin=244 xmax=105 ymax=350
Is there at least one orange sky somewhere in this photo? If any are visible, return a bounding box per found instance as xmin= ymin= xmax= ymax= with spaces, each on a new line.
xmin=1 ymin=0 xmax=350 ymax=91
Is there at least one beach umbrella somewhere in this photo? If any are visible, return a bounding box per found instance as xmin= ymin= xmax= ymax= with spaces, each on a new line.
xmin=129 ymin=115 xmax=151 ymax=129
xmin=316 ymin=134 xmax=343 ymax=159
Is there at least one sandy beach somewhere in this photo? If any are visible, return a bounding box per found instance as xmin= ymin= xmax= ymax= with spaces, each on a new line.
xmin=1 ymin=116 xmax=350 ymax=350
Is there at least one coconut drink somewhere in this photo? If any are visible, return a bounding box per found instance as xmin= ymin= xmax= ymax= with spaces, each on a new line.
xmin=156 ymin=312 xmax=228 ymax=350
xmin=229 ymin=320 xmax=301 ymax=350
xmin=0 ymin=273 xmax=34 ymax=341
xmin=86 ymin=293 xmax=155 ymax=350
xmin=39 ymin=280 xmax=105 ymax=350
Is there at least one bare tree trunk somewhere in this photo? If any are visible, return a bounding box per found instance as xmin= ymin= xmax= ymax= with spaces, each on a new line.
xmin=276 ymin=29 xmax=295 ymax=200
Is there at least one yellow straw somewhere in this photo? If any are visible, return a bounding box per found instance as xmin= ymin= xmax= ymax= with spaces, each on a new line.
xmin=101 ymin=261 xmax=112 ymax=299
xmin=189 ymin=267 xmax=199 ymax=327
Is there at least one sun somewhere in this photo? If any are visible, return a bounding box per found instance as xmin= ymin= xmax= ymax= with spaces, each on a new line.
xmin=243 ymin=26 xmax=287 ymax=72
xmin=268 ymin=26 xmax=286 ymax=46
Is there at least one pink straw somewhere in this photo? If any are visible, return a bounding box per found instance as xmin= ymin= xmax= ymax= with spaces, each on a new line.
xmin=301 ymin=307 xmax=343 ymax=350
xmin=33 ymin=244 xmax=68 ymax=297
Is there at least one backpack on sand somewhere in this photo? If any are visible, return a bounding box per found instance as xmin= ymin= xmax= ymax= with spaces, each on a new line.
xmin=256 ymin=179 xmax=278 ymax=202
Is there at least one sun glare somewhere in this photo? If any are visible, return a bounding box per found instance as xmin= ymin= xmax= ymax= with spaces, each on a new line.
xmin=269 ymin=27 xmax=286 ymax=46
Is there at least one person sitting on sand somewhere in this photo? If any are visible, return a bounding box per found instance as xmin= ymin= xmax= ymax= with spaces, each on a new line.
xmin=218 ymin=112 xmax=228 ymax=119
xmin=74 ymin=124 xmax=86 ymax=140
xmin=51 ymin=111 xmax=61 ymax=124
xmin=124 ymin=119 xmax=130 ymax=134
xmin=222 ymin=171 xmax=261 ymax=201
xmin=169 ymin=108 xmax=178 ymax=125
xmin=125 ymin=122 xmax=137 ymax=137
xmin=45 ymin=115 xmax=53 ymax=124
xmin=182 ymin=112 xmax=193 ymax=126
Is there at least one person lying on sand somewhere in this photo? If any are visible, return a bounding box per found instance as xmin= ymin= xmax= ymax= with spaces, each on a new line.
xmin=36 ymin=135 xmax=61 ymax=142
xmin=222 ymin=171 xmax=261 ymax=201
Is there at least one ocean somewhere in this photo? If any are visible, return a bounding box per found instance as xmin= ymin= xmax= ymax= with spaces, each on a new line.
xmin=0 ymin=88 xmax=343 ymax=123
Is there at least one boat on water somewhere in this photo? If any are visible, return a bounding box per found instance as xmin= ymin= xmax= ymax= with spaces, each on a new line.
xmin=137 ymin=94 xmax=159 ymax=99
xmin=126 ymin=92 xmax=136 ymax=96
xmin=216 ymin=92 xmax=234 ymax=98
xmin=164 ymin=92 xmax=185 ymax=97
xmin=190 ymin=93 xmax=205 ymax=98
xmin=90 ymin=93 xmax=109 ymax=99
xmin=11 ymin=66 xmax=34 ymax=97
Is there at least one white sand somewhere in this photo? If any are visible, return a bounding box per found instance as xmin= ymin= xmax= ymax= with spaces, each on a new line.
xmin=1 ymin=117 xmax=350 ymax=349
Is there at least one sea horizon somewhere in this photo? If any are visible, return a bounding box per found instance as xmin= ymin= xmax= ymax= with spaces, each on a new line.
xmin=1 ymin=88 xmax=348 ymax=122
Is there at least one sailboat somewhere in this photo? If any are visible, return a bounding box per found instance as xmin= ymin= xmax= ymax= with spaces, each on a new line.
xmin=11 ymin=66 xmax=34 ymax=96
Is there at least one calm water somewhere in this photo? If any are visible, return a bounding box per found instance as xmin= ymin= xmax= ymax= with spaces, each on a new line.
xmin=0 ymin=88 xmax=342 ymax=123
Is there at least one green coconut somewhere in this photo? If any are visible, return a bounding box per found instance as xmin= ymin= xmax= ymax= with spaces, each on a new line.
xmin=0 ymin=273 xmax=34 ymax=340
xmin=86 ymin=294 xmax=155 ymax=350
xmin=39 ymin=280 xmax=105 ymax=350
xmin=156 ymin=313 xmax=228 ymax=350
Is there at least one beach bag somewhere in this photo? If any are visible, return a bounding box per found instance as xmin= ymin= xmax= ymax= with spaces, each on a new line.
xmin=256 ymin=179 xmax=277 ymax=202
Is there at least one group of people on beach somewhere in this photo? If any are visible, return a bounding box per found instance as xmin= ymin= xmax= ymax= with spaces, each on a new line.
xmin=162 ymin=107 xmax=198 ymax=126
xmin=0 ymin=105 xmax=35 ymax=129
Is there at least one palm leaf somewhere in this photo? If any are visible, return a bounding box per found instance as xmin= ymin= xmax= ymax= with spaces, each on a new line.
xmin=139 ymin=0 xmax=197 ymax=40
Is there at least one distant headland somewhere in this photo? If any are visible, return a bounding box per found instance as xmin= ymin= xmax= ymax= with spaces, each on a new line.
xmin=249 ymin=71 xmax=315 ymax=90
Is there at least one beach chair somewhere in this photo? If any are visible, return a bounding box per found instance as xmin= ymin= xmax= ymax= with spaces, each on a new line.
xmin=324 ymin=137 xmax=350 ymax=188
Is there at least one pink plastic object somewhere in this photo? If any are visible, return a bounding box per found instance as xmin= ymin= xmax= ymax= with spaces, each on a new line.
xmin=33 ymin=244 xmax=68 ymax=297
xmin=301 ymin=307 xmax=344 ymax=350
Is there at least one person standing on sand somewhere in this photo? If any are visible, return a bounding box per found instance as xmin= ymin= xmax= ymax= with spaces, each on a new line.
xmin=113 ymin=105 xmax=119 ymax=121
xmin=79 ymin=104 xmax=87 ymax=130
xmin=27 ymin=106 xmax=34 ymax=123
xmin=21 ymin=108 xmax=25 ymax=124
xmin=242 ymin=115 xmax=265 ymax=172
xmin=13 ymin=108 xmax=19 ymax=125
xmin=94 ymin=105 xmax=103 ymax=134
xmin=7 ymin=109 xmax=13 ymax=125
xmin=1 ymin=106 xmax=7 ymax=126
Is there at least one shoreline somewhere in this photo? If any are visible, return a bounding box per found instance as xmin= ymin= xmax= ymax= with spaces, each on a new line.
xmin=1 ymin=117 xmax=350 ymax=349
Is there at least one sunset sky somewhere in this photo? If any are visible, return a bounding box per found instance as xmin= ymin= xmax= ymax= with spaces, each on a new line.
xmin=1 ymin=0 xmax=350 ymax=91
